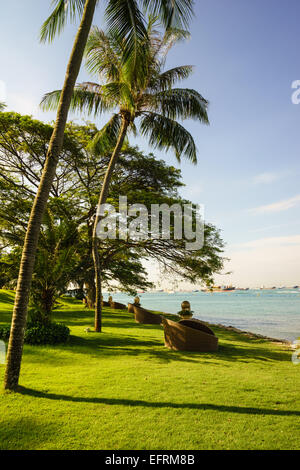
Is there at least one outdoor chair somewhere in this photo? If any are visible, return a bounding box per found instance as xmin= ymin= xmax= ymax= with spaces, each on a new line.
xmin=110 ymin=301 xmax=126 ymax=310
xmin=162 ymin=318 xmax=218 ymax=352
xmin=133 ymin=305 xmax=162 ymax=325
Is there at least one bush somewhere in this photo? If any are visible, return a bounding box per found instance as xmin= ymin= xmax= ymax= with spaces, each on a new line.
xmin=0 ymin=325 xmax=11 ymax=341
xmin=0 ymin=322 xmax=70 ymax=345
xmin=25 ymin=322 xmax=70 ymax=345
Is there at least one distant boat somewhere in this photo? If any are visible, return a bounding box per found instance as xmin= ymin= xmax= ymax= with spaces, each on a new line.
xmin=202 ymin=285 xmax=236 ymax=293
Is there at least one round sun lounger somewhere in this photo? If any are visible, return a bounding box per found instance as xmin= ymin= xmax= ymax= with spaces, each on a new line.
xmin=133 ymin=305 xmax=162 ymax=325
xmin=110 ymin=301 xmax=126 ymax=310
xmin=162 ymin=318 xmax=218 ymax=352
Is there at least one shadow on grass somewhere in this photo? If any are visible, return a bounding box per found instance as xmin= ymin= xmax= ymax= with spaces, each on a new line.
xmin=17 ymin=386 xmax=300 ymax=417
xmin=0 ymin=416 xmax=59 ymax=450
xmin=69 ymin=334 xmax=200 ymax=364
xmin=68 ymin=330 xmax=291 ymax=364
xmin=21 ymin=325 xmax=291 ymax=366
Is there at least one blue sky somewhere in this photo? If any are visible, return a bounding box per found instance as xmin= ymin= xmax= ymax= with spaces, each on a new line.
xmin=1 ymin=0 xmax=300 ymax=287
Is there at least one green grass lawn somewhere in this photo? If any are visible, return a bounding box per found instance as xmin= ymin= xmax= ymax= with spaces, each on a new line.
xmin=0 ymin=289 xmax=299 ymax=450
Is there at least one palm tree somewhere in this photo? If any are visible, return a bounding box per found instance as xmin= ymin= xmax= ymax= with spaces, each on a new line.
xmin=4 ymin=0 xmax=195 ymax=391
xmin=42 ymin=22 xmax=209 ymax=332
xmin=0 ymin=102 xmax=6 ymax=111
xmin=4 ymin=0 xmax=98 ymax=391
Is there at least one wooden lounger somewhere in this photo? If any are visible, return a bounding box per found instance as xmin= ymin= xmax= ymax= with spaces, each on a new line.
xmin=162 ymin=318 xmax=218 ymax=352
xmin=133 ymin=305 xmax=162 ymax=325
xmin=110 ymin=301 xmax=126 ymax=310
xmin=128 ymin=303 xmax=135 ymax=313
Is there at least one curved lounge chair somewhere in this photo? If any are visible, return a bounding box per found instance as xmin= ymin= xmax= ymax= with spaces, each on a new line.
xmin=162 ymin=318 xmax=218 ymax=352
xmin=128 ymin=303 xmax=135 ymax=313
xmin=110 ymin=301 xmax=126 ymax=310
xmin=133 ymin=305 xmax=162 ymax=325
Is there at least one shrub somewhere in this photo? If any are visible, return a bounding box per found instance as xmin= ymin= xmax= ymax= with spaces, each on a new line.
xmin=25 ymin=322 xmax=70 ymax=345
xmin=0 ymin=325 xmax=11 ymax=341
xmin=0 ymin=322 xmax=70 ymax=345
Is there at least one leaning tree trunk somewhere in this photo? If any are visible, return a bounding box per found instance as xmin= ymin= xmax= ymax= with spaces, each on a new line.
xmin=93 ymin=114 xmax=130 ymax=332
xmin=4 ymin=0 xmax=97 ymax=392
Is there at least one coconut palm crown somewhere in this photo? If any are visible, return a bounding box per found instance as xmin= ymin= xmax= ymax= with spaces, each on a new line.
xmin=41 ymin=21 xmax=209 ymax=164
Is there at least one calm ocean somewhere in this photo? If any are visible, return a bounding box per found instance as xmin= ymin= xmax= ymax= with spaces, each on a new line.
xmin=108 ymin=289 xmax=300 ymax=342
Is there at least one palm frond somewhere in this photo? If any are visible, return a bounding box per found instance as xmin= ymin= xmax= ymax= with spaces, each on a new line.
xmin=82 ymin=81 xmax=135 ymax=111
xmin=40 ymin=0 xmax=87 ymax=43
xmin=141 ymin=0 xmax=194 ymax=29
xmin=150 ymin=65 xmax=194 ymax=91
xmin=140 ymin=111 xmax=198 ymax=163
xmin=89 ymin=113 xmax=122 ymax=155
xmin=0 ymin=102 xmax=6 ymax=111
xmin=159 ymin=28 xmax=191 ymax=59
xmin=146 ymin=88 xmax=209 ymax=123
xmin=105 ymin=0 xmax=148 ymax=69
xmin=40 ymin=85 xmax=114 ymax=117
xmin=85 ymin=26 xmax=120 ymax=81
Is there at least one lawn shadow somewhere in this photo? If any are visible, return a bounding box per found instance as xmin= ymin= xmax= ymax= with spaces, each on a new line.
xmin=68 ymin=334 xmax=200 ymax=364
xmin=48 ymin=329 xmax=291 ymax=366
xmin=0 ymin=416 xmax=60 ymax=450
xmin=17 ymin=387 xmax=300 ymax=418
xmin=216 ymin=342 xmax=290 ymax=363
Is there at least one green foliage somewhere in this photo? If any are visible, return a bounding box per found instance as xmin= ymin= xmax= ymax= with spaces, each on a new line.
xmin=0 ymin=114 xmax=225 ymax=311
xmin=40 ymin=0 xmax=88 ymax=43
xmin=0 ymin=321 xmax=70 ymax=345
xmin=24 ymin=322 xmax=70 ymax=345
xmin=177 ymin=310 xmax=194 ymax=315
xmin=41 ymin=22 xmax=208 ymax=164
xmin=0 ymin=324 xmax=10 ymax=341
xmin=39 ymin=0 xmax=194 ymax=70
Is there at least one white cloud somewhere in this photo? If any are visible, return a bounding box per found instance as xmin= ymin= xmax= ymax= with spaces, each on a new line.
xmin=249 ymin=194 xmax=300 ymax=215
xmin=253 ymin=172 xmax=282 ymax=184
xmin=213 ymin=236 xmax=300 ymax=288
xmin=233 ymin=235 xmax=300 ymax=250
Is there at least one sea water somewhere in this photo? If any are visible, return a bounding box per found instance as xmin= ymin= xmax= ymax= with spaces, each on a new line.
xmin=108 ymin=289 xmax=300 ymax=342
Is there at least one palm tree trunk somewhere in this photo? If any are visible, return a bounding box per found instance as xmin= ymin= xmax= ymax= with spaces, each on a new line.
xmin=93 ymin=115 xmax=130 ymax=332
xmin=4 ymin=0 xmax=97 ymax=391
